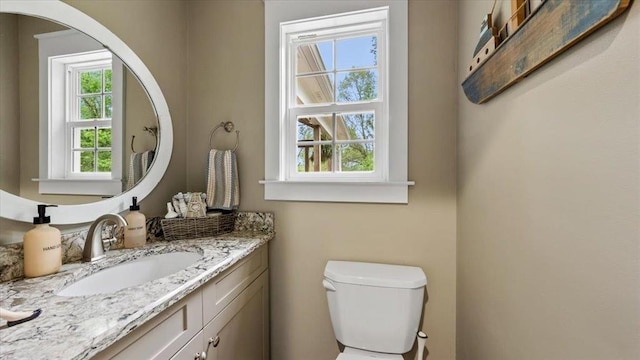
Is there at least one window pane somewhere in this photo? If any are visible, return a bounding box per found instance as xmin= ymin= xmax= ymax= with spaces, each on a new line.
xmin=339 ymin=112 xmax=374 ymax=141
xmin=297 ymin=144 xmax=332 ymax=173
xmin=336 ymin=35 xmax=377 ymax=70
xmin=297 ymin=144 xmax=312 ymax=172
xmin=97 ymin=151 xmax=111 ymax=172
xmin=75 ymin=150 xmax=95 ymax=172
xmin=297 ymin=41 xmax=333 ymax=74
xmin=104 ymin=69 xmax=112 ymax=92
xmin=297 ymin=114 xmax=332 ymax=141
xmin=80 ymin=70 xmax=102 ymax=94
xmin=80 ymin=96 xmax=103 ymax=119
xmin=105 ymin=94 xmax=112 ymax=118
xmin=336 ymin=70 xmax=377 ymax=103
xmin=296 ymin=74 xmax=334 ymax=105
xmin=97 ymin=127 xmax=112 ymax=147
xmin=74 ymin=127 xmax=95 ymax=148
xmin=338 ymin=143 xmax=374 ymax=172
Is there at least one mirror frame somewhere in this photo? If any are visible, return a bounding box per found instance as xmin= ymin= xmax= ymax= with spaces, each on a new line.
xmin=0 ymin=0 xmax=173 ymax=224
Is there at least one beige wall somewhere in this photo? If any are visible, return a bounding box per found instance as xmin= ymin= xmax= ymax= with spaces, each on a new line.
xmin=0 ymin=14 xmax=20 ymax=195
xmin=187 ymin=1 xmax=457 ymax=359
xmin=457 ymin=1 xmax=639 ymax=360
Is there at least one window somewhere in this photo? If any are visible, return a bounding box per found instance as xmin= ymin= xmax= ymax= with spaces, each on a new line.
xmin=66 ymin=56 xmax=114 ymax=176
xmin=263 ymin=1 xmax=411 ymax=203
xmin=287 ymin=13 xmax=385 ymax=181
xmin=36 ymin=30 xmax=122 ymax=196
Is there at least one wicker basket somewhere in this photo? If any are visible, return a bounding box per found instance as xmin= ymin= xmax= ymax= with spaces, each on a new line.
xmin=161 ymin=212 xmax=236 ymax=241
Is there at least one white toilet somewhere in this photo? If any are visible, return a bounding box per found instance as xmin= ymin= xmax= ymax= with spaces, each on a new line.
xmin=323 ymin=260 xmax=427 ymax=360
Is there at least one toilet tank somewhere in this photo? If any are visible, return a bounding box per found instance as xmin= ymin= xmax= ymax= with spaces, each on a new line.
xmin=323 ymin=261 xmax=427 ymax=354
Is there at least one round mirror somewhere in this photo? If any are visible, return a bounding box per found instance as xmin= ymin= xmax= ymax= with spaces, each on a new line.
xmin=0 ymin=1 xmax=172 ymax=224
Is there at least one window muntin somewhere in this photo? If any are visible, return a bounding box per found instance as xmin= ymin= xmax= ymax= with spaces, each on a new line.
xmin=285 ymin=14 xmax=387 ymax=181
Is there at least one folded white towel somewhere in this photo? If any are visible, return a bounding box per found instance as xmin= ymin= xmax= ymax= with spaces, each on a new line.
xmin=206 ymin=149 xmax=239 ymax=210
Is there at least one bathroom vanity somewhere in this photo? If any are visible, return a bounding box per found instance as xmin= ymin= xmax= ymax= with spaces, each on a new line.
xmin=0 ymin=230 xmax=272 ymax=360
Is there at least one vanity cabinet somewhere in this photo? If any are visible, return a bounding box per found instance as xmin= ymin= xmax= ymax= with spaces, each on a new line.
xmin=202 ymin=271 xmax=269 ymax=360
xmin=96 ymin=245 xmax=268 ymax=360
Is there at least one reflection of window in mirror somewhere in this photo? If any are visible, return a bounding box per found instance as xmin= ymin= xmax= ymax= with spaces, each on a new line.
xmin=35 ymin=30 xmax=123 ymax=196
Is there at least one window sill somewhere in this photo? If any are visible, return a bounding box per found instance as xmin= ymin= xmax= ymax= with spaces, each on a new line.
xmin=33 ymin=178 xmax=121 ymax=196
xmin=259 ymin=180 xmax=414 ymax=204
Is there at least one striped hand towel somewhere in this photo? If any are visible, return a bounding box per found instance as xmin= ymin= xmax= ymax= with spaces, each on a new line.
xmin=206 ymin=149 xmax=239 ymax=210
xmin=126 ymin=151 xmax=155 ymax=190
xmin=141 ymin=150 xmax=154 ymax=175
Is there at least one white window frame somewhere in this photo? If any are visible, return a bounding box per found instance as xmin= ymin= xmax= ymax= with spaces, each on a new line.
xmin=66 ymin=58 xmax=113 ymax=178
xmin=35 ymin=29 xmax=123 ymax=196
xmin=285 ymin=16 xmax=386 ymax=182
xmin=262 ymin=0 xmax=412 ymax=203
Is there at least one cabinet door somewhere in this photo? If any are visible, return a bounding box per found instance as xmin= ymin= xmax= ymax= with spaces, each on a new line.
xmin=171 ymin=330 xmax=205 ymax=360
xmin=97 ymin=291 xmax=203 ymax=360
xmin=202 ymin=246 xmax=268 ymax=324
xmin=203 ymin=270 xmax=269 ymax=360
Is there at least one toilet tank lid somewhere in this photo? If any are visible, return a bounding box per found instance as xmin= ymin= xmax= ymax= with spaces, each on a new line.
xmin=324 ymin=261 xmax=427 ymax=289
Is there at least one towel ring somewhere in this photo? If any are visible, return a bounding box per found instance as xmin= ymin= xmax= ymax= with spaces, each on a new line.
xmin=209 ymin=121 xmax=239 ymax=152
xmin=131 ymin=126 xmax=158 ymax=152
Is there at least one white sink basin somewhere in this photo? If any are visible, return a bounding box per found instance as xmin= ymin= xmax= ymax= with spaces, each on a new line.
xmin=57 ymin=252 xmax=202 ymax=297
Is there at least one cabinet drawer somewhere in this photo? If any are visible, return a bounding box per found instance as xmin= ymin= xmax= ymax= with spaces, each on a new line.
xmin=98 ymin=291 xmax=203 ymax=360
xmin=171 ymin=330 xmax=204 ymax=360
xmin=203 ymin=271 xmax=269 ymax=360
xmin=202 ymin=245 xmax=268 ymax=324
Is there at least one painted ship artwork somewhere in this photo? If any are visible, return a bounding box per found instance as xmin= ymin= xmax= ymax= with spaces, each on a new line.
xmin=462 ymin=0 xmax=633 ymax=104
xmin=467 ymin=0 xmax=536 ymax=75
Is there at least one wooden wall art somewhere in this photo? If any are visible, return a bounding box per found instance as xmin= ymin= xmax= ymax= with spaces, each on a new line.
xmin=462 ymin=0 xmax=633 ymax=104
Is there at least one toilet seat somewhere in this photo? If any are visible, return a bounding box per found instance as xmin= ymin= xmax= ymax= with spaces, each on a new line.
xmin=336 ymin=347 xmax=403 ymax=360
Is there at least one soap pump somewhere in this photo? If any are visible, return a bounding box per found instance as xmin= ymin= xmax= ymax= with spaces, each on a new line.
xmin=23 ymin=204 xmax=62 ymax=278
xmin=124 ymin=197 xmax=146 ymax=248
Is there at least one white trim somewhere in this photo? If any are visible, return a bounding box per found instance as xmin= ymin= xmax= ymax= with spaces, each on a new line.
xmin=35 ymin=179 xmax=121 ymax=196
xmin=259 ymin=180 xmax=414 ymax=185
xmin=261 ymin=180 xmax=412 ymax=204
xmin=264 ymin=0 xmax=409 ymax=203
xmin=280 ymin=5 xmax=389 ymax=34
xmin=0 ymin=0 xmax=173 ymax=224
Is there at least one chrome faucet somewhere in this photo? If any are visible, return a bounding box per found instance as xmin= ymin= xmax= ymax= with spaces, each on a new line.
xmin=82 ymin=214 xmax=128 ymax=262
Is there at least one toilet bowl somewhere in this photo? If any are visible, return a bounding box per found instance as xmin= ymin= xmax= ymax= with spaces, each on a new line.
xmin=323 ymin=261 xmax=427 ymax=360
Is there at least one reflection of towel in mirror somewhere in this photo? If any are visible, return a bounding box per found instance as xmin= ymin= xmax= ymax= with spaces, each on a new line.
xmin=206 ymin=149 xmax=239 ymax=210
xmin=126 ymin=151 xmax=155 ymax=190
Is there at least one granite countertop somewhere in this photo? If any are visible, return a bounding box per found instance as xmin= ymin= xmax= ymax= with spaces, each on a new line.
xmin=0 ymin=230 xmax=272 ymax=360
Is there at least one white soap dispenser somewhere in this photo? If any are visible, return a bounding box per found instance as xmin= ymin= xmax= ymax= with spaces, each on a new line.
xmin=124 ymin=197 xmax=146 ymax=248
xmin=23 ymin=204 xmax=62 ymax=278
